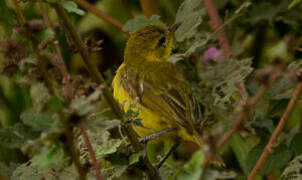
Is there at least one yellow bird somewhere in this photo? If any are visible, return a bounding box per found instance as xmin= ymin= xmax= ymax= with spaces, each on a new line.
xmin=112 ymin=24 xmax=203 ymax=150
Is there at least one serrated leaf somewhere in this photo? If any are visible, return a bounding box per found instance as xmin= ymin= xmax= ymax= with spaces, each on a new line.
xmin=281 ymin=155 xmax=302 ymax=180
xmin=31 ymin=144 xmax=65 ymax=170
xmin=123 ymin=15 xmax=166 ymax=33
xmin=71 ymin=86 xmax=103 ymax=115
xmin=61 ymin=0 xmax=85 ymax=16
xmin=129 ymin=150 xmax=144 ymax=165
xmin=11 ymin=163 xmax=44 ymax=180
xmin=21 ymin=109 xmax=54 ymax=131
xmin=174 ymin=0 xmax=206 ymax=42
xmin=178 ymin=150 xmax=204 ymax=180
xmin=96 ymin=131 xmax=123 ymax=159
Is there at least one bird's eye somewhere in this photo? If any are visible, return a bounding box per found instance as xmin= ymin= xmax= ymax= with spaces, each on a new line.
xmin=158 ymin=37 xmax=166 ymax=46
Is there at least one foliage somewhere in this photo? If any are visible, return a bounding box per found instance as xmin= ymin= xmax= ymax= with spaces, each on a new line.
xmin=0 ymin=0 xmax=302 ymax=179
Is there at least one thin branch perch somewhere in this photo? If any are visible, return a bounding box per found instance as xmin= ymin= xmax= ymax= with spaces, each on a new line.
xmin=248 ymin=82 xmax=302 ymax=180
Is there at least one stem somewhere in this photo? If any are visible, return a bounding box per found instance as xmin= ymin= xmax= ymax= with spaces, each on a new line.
xmin=62 ymin=115 xmax=86 ymax=180
xmin=38 ymin=0 xmax=74 ymax=102
xmin=248 ymin=83 xmax=302 ymax=180
xmin=139 ymin=0 xmax=160 ymax=18
xmin=52 ymin=3 xmax=160 ymax=179
xmin=202 ymin=65 xmax=283 ymax=168
xmin=71 ymin=0 xmax=124 ymax=31
xmin=78 ymin=123 xmax=103 ymax=180
xmin=204 ymin=0 xmax=247 ymax=101
xmin=204 ymin=0 xmax=231 ymax=57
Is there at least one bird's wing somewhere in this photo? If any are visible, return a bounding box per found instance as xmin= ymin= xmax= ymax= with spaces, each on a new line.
xmin=120 ymin=63 xmax=202 ymax=135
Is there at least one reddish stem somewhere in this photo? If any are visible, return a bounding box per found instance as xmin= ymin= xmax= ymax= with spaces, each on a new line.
xmin=71 ymin=0 xmax=124 ymax=31
xmin=78 ymin=124 xmax=103 ymax=180
xmin=248 ymin=83 xmax=302 ymax=180
xmin=204 ymin=0 xmax=231 ymax=58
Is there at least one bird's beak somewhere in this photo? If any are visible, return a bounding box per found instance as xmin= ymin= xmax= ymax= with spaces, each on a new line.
xmin=168 ymin=23 xmax=181 ymax=33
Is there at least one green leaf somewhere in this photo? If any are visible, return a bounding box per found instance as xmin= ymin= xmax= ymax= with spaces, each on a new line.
xmin=11 ymin=163 xmax=44 ymax=180
xmin=230 ymin=134 xmax=257 ymax=174
xmin=39 ymin=29 xmax=55 ymax=42
xmin=123 ymin=15 xmax=166 ymax=33
xmin=0 ymin=127 xmax=24 ymax=149
xmin=30 ymin=83 xmax=50 ymax=112
xmin=129 ymin=150 xmax=144 ymax=165
xmin=31 ymin=144 xmax=65 ymax=170
xmin=20 ymin=109 xmax=54 ymax=131
xmin=0 ymin=123 xmax=39 ymax=149
xmin=178 ymin=150 xmax=204 ymax=180
xmin=96 ymin=131 xmax=123 ymax=159
xmin=61 ymin=0 xmax=85 ymax=16
xmin=289 ymin=0 xmax=302 ymax=9
xmin=174 ymin=0 xmax=206 ymax=42
xmin=281 ymin=155 xmax=302 ymax=180
xmin=44 ymin=96 xmax=63 ymax=114
xmin=290 ymin=132 xmax=302 ymax=156
xmin=246 ymin=143 xmax=292 ymax=175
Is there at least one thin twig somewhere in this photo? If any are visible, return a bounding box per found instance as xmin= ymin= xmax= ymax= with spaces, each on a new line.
xmin=78 ymin=123 xmax=103 ymax=180
xmin=248 ymin=82 xmax=302 ymax=180
xmin=71 ymin=0 xmax=124 ymax=31
xmin=139 ymin=0 xmax=160 ymax=18
xmin=202 ymin=65 xmax=283 ymax=168
xmin=204 ymin=0 xmax=231 ymax=57
xmin=204 ymin=0 xmax=247 ymax=101
xmin=51 ymin=3 xmax=160 ymax=179
xmin=38 ymin=0 xmax=74 ymax=102
xmin=62 ymin=115 xmax=87 ymax=180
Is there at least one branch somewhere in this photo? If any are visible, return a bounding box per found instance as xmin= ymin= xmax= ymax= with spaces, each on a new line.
xmin=204 ymin=0 xmax=247 ymax=101
xmin=38 ymin=0 xmax=74 ymax=102
xmin=248 ymin=82 xmax=302 ymax=180
xmin=204 ymin=0 xmax=231 ymax=57
xmin=71 ymin=0 xmax=124 ymax=31
xmin=139 ymin=0 xmax=160 ymax=18
xmin=202 ymin=64 xmax=284 ymax=168
xmin=78 ymin=123 xmax=103 ymax=180
xmin=62 ymin=115 xmax=87 ymax=180
xmin=51 ymin=3 xmax=160 ymax=179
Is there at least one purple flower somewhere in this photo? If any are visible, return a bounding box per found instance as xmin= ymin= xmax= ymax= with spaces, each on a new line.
xmin=201 ymin=46 xmax=223 ymax=67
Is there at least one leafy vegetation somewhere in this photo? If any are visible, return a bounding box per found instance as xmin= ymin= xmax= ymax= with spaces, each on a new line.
xmin=0 ymin=0 xmax=302 ymax=179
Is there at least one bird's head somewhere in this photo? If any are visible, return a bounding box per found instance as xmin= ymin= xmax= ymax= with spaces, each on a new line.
xmin=124 ymin=24 xmax=180 ymax=65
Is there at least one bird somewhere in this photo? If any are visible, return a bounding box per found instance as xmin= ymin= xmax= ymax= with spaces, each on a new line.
xmin=112 ymin=24 xmax=203 ymax=164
